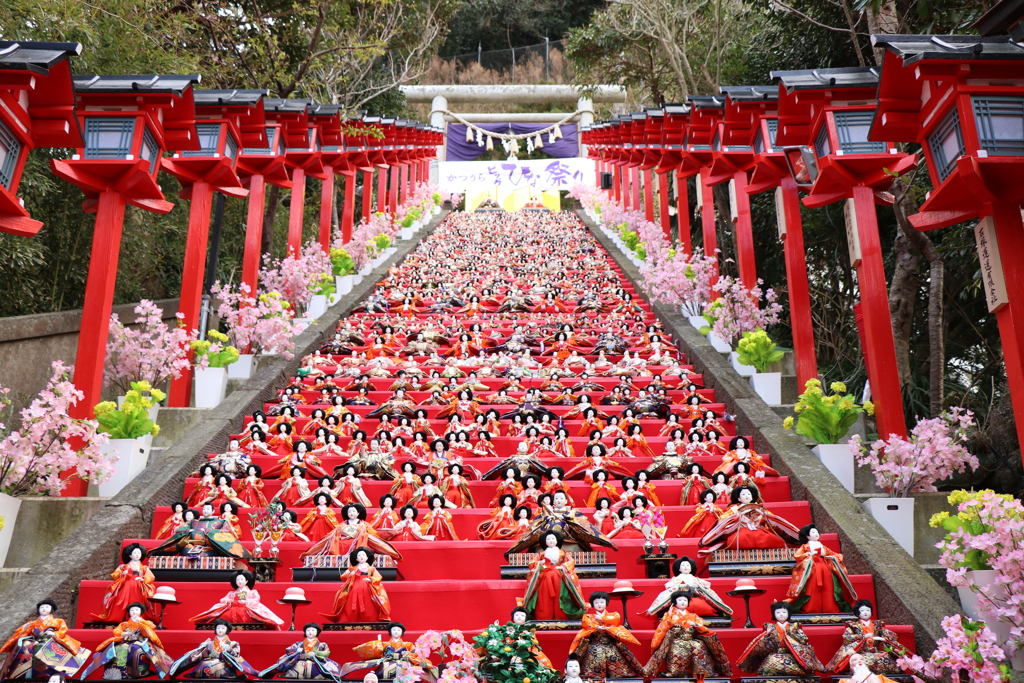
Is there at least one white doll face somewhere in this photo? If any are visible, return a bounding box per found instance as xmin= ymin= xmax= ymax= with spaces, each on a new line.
xmin=513 ymin=610 xmax=527 ymax=625
xmin=38 ymin=603 xmax=52 ymax=617
xmin=565 ymin=660 xmax=581 ymax=677
xmin=808 ymin=527 xmax=820 ymax=542
xmin=404 ymin=508 xmax=415 ymax=520
xmin=544 ymin=533 xmax=559 ymax=548
xmin=591 ymin=597 xmax=607 ymax=611
xmin=230 ymin=439 xmax=239 ymax=449
xmin=355 ymin=551 xmax=369 ymax=564
xmin=129 ymin=604 xmax=144 ymax=618
xmin=235 ymin=573 xmax=249 ymax=588
xmin=553 ymin=492 xmax=568 ymax=508
xmin=739 ymin=488 xmax=754 ymax=504
xmin=215 ymin=623 xmax=229 ymax=636
xmin=305 ymin=626 xmax=319 ymax=639
xmin=674 ymin=595 xmax=690 ymax=609
xmin=348 ymin=507 xmax=360 ymax=521
xmin=202 ymin=504 xmax=215 ymax=517
xmin=130 ymin=547 xmax=143 ymax=561
xmin=774 ymin=607 xmax=790 ymax=623
xmin=678 ymin=560 xmax=694 ymax=575
xmin=857 ymin=604 xmax=872 ymax=620
xmin=390 ymin=626 xmax=404 ymax=639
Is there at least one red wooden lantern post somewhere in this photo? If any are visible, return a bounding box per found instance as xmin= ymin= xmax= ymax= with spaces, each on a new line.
xmin=719 ymin=85 xmax=819 ymax=388
xmin=235 ymin=120 xmax=292 ymax=296
xmin=680 ymin=96 xmax=729 ymax=276
xmin=872 ymin=34 xmax=1024 ymax=458
xmin=338 ymin=117 xmax=377 ymax=244
xmin=276 ymin=99 xmax=324 ymax=255
xmin=309 ymin=104 xmax=343 ymax=253
xmin=638 ymin=110 xmax=660 ymax=224
xmin=49 ymin=74 xmax=201 ymax=493
xmin=773 ymin=66 xmax=918 ymax=438
xmin=163 ymin=89 xmax=266 ymax=408
xmin=661 ymin=105 xmax=692 ymax=253
xmin=0 ymin=41 xmax=83 ymax=237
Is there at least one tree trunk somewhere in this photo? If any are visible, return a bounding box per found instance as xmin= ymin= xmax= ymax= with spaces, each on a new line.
xmin=866 ymin=1 xmax=900 ymax=65
xmin=887 ymin=226 xmax=919 ymax=388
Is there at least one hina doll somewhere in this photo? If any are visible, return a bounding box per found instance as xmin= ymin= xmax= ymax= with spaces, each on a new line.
xmin=79 ymin=602 xmax=172 ymax=679
xmin=710 ymin=472 xmax=733 ymax=506
xmin=268 ymin=422 xmax=296 ymax=457
xmin=585 ymin=470 xmax=619 ymax=507
xmin=648 ymin=442 xmax=691 ymax=480
xmin=607 ymin=507 xmax=648 ymax=539
xmin=201 ymin=474 xmax=249 ymax=510
xmin=341 ymin=623 xmax=422 ymax=679
xmin=151 ymin=503 xmax=250 ymax=561
xmin=715 ymin=436 xmax=779 ymax=477
xmin=1 ymin=600 xmax=88 ymax=680
xmin=300 ymin=494 xmax=341 ymax=542
xmin=786 ymin=524 xmax=858 ymax=613
xmin=625 ymin=424 xmax=656 ymax=458
xmin=208 ymin=439 xmax=252 ymax=476
xmin=729 ymin=462 xmax=763 ymax=498
xmin=220 ymin=502 xmax=243 ymax=539
xmin=389 ymin=462 xmax=422 ymax=507
xmin=680 ymin=464 xmax=713 ymax=506
xmin=155 ymin=501 xmax=188 ymax=541
xmin=737 ymin=602 xmax=826 ymax=676
xmin=490 ymin=468 xmax=523 ymax=506
xmin=592 ymin=498 xmax=616 ymax=535
xmin=522 ymin=531 xmax=587 ymax=619
xmin=482 ymin=442 xmax=548 ymax=480
xmin=517 ymin=474 xmax=543 ymax=510
xmin=421 ymin=495 xmax=460 ymax=540
xmin=334 ymin=465 xmax=373 ymax=506
xmin=826 ymin=600 xmax=904 ymax=674
xmin=441 ymin=463 xmax=476 ymax=508
xmin=370 ymin=494 xmax=401 ymax=532
xmin=259 ymin=623 xmax=343 ymax=680
xmin=484 ymin=410 xmax=503 ymax=436
xmin=274 ymin=466 xmax=312 ymax=508
xmin=564 ymin=444 xmax=633 ymax=481
xmin=321 ymin=548 xmax=392 ymax=623
xmin=381 ymin=505 xmax=436 ymax=542
xmin=297 ymin=475 xmax=344 ymax=508
xmin=542 ymin=466 xmax=574 ymax=506
xmin=553 ymin=429 xmax=576 ymax=459
xmin=643 ymin=592 xmax=732 ymax=678
xmin=186 ymin=465 xmax=217 ymax=507
xmin=302 ymin=408 xmax=330 ymax=436
xmin=512 ymin=505 xmax=534 ymax=539
xmin=699 ymin=485 xmax=801 ymax=555
xmin=635 ymin=469 xmax=662 ymax=506
xmin=300 ymin=503 xmax=403 ymax=563
xmin=644 ymin=556 xmax=733 ymax=619
xmin=568 ymin=591 xmax=645 ymax=678
xmin=476 ymin=494 xmax=519 ymax=541
xmin=169 ymin=620 xmax=259 ymax=679
xmin=237 ymin=464 xmax=269 ymax=508
xmin=409 ymin=473 xmax=452 ymax=508
xmin=242 ymin=429 xmax=275 ymax=458
xmin=679 ymin=489 xmax=726 ymax=539
xmin=189 ymin=570 xmax=284 ymax=630
xmin=703 ymin=429 xmax=730 ymax=457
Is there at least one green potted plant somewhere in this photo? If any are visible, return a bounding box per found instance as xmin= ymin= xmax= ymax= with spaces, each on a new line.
xmin=330 ymin=247 xmax=355 ymax=297
xmin=191 ymin=329 xmax=240 ymax=409
xmin=734 ymin=330 xmax=786 ymax=404
xmin=784 ymin=379 xmax=873 ymax=492
xmin=94 ymin=383 xmax=161 ymax=496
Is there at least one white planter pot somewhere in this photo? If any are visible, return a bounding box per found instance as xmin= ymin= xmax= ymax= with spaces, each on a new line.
xmin=306 ymin=295 xmax=328 ymax=320
xmin=336 ymin=274 xmax=354 ymax=297
xmin=98 ymin=437 xmax=151 ymax=497
xmin=385 ymin=247 xmax=398 ymax=258
xmin=358 ymin=265 xmax=372 ymax=277
xmin=401 ymin=227 xmax=413 ymax=241
xmin=863 ymin=497 xmax=915 ymax=556
xmin=707 ymin=332 xmax=732 ymax=353
xmin=227 ymin=354 xmax=256 ymax=379
xmin=194 ymin=367 xmax=228 ymax=409
xmin=957 ymin=569 xmax=1024 ymax=669
xmin=750 ymin=372 xmax=782 ymax=405
xmin=0 ymin=492 xmax=22 ymax=567
xmin=433 ymin=205 xmax=441 ymax=216
xmin=813 ymin=443 xmax=855 ymax=493
xmin=730 ymin=352 xmax=756 ymax=376
xmin=689 ymin=316 xmax=709 ymax=331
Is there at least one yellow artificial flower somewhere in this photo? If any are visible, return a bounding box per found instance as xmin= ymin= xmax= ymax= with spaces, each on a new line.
xmin=804 ymin=378 xmax=822 ymax=388
xmin=151 ymin=424 xmax=161 ymax=437
xmin=929 ymin=511 xmax=950 ymax=528
xmin=150 ymin=388 xmax=166 ymax=402
xmin=783 ymin=416 xmax=794 ymax=429
xmin=133 ymin=380 xmax=152 ymax=392
xmin=863 ymin=400 xmax=875 ymax=416
xmin=830 ymin=381 xmax=847 ymax=394
xmin=793 ymin=403 xmax=804 ymax=413
xmin=838 ymin=398 xmax=855 ymax=412
xmin=208 ymin=329 xmax=229 ymax=343
xmin=805 ymin=386 xmax=823 ymax=397
xmin=94 ymin=401 xmax=118 ymax=416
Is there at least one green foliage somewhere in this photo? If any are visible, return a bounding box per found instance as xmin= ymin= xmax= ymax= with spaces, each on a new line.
xmin=93 ymin=381 xmax=163 ymax=439
xmin=472 ymin=622 xmax=559 ymax=683
xmin=330 ymin=248 xmax=354 ymax=276
xmin=439 ymin=0 xmax=605 ymax=56
xmin=312 ymin=275 xmax=336 ymax=297
xmin=191 ymin=330 xmax=240 ymax=368
xmin=786 ymin=380 xmax=871 ymax=445
xmin=736 ymin=330 xmax=785 ymax=373
xmin=374 ymin=234 xmax=392 ymax=251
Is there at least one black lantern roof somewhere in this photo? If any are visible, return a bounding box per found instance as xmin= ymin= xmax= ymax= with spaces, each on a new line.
xmin=770 ymin=66 xmax=879 ymax=90
xmin=687 ymin=95 xmax=725 ymax=109
xmin=0 ymin=41 xmax=82 ymax=73
xmin=73 ymin=74 xmax=201 ymax=94
xmin=193 ymin=89 xmax=267 ymax=106
xmin=263 ymin=98 xmax=311 ymax=114
xmin=720 ymin=85 xmax=778 ymax=102
xmin=309 ymin=104 xmax=342 ymax=116
xmin=871 ymin=34 xmax=1024 ymax=64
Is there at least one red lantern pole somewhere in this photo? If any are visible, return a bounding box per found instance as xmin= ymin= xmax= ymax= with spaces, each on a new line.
xmin=318 ymin=168 xmax=335 ymax=252
xmin=851 ymin=184 xmax=906 ymax=438
xmin=699 ymin=174 xmax=718 ymax=266
xmin=732 ymin=171 xmax=756 ymax=289
xmin=378 ymin=168 xmax=389 ymax=214
xmin=362 ymin=170 xmax=374 ymax=225
xmin=341 ymin=170 xmax=357 ymax=245
xmin=630 ymin=166 xmax=641 ymax=210
xmin=286 ymin=167 xmax=306 ymax=255
xmin=778 ymin=177 xmax=818 ymax=388
xmin=398 ymin=163 xmax=408 ymax=206
xmin=657 ymin=170 xmax=671 ymax=240
xmin=613 ymin=165 xmax=621 ymax=202
xmin=642 ymin=168 xmax=655 ymax=222
xmin=388 ymin=164 xmax=399 ymax=216
xmin=241 ymin=175 xmax=266 ymax=295
xmin=990 ymin=203 xmax=1024 ymax=458
xmin=676 ymin=171 xmax=691 ymax=255
xmin=168 ymin=182 xmax=214 ymax=407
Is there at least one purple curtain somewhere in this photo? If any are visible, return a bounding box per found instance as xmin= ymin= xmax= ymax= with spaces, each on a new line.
xmin=445 ymin=123 xmax=579 ymax=161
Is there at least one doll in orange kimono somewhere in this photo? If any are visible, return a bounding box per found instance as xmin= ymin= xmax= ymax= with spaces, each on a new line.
xmin=522 ymin=531 xmax=587 ymax=620
xmin=585 ymin=470 xmax=620 ymax=507
xmin=380 ymin=505 xmax=436 ymax=541
xmin=91 ymin=543 xmax=156 ymax=622
xmin=643 ymin=591 xmax=732 ymax=678
xmin=490 ymin=467 xmax=523 ymax=506
xmin=698 ymin=486 xmax=801 ymax=555
xmin=441 ymin=463 xmax=476 ymax=508
xmin=679 ymin=489 xmax=725 ymax=539
xmin=625 ymin=424 xmax=657 ymax=458
xmin=274 ymin=466 xmax=312 ymax=508
xmin=476 ymin=494 xmax=519 ymax=541
xmin=237 ymin=464 xmax=269 ymax=508
xmin=569 ymin=591 xmax=645 ymax=679
xmin=785 ymin=524 xmax=858 ymax=614
xmin=370 ymin=494 xmax=401 ymax=532
xmin=635 ymin=469 xmax=662 ymax=506
xmin=186 ymin=465 xmax=217 ymax=507
xmin=300 ymin=503 xmax=403 ymax=563
xmin=679 ymin=464 xmax=714 ymax=506
xmin=321 ymin=547 xmax=392 ymax=623
xmin=715 ymin=436 xmax=779 ymax=478
xmin=421 ymin=494 xmax=460 ymax=540
xmin=389 ymin=461 xmax=423 ymax=507
xmin=155 ymin=501 xmax=188 ymax=540
xmin=542 ymin=466 xmax=575 ymax=506
xmin=0 ymin=600 xmax=86 ymax=681
xmin=300 ymin=494 xmax=341 ymax=542
xmin=737 ymin=602 xmax=825 ymax=676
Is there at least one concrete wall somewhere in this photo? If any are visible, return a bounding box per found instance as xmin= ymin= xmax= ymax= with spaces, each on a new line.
xmin=5 ymin=497 xmax=108 ymax=569
xmin=0 ymin=299 xmax=179 ymax=413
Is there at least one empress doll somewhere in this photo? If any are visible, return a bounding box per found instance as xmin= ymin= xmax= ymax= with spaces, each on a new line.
xmin=189 ymin=570 xmax=284 ymax=630
xmin=321 ymin=548 xmax=392 ymax=623
xmin=698 ymin=486 xmax=801 ymax=555
xmin=522 ymin=531 xmax=586 ymax=620
xmin=643 ymin=592 xmax=732 ymax=678
xmin=737 ymin=602 xmax=825 ymax=676
xmin=644 ymin=556 xmax=733 ymax=619
xmin=79 ymin=603 xmax=172 ymax=679
xmin=785 ymin=523 xmax=858 ymax=614
xmin=568 ymin=591 xmax=645 ymax=678
xmin=300 ymin=503 xmax=403 ymax=563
